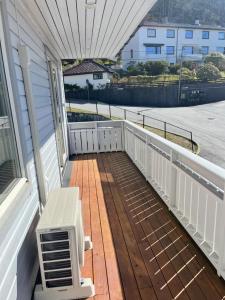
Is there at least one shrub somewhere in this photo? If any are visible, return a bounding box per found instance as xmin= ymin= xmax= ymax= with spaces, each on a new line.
xmin=64 ymin=83 xmax=81 ymax=92
xmin=179 ymin=67 xmax=195 ymax=80
xmin=168 ymin=64 xmax=180 ymax=74
xmin=145 ymin=61 xmax=169 ymax=76
xmin=205 ymin=52 xmax=225 ymax=71
xmin=127 ymin=62 xmax=146 ymax=76
xmin=196 ymin=63 xmax=222 ymax=81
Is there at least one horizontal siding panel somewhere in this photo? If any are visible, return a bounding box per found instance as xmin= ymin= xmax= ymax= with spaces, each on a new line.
xmin=31 ymin=72 xmax=50 ymax=88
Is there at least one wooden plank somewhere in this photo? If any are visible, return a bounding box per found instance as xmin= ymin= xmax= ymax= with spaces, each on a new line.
xmin=97 ymin=155 xmax=142 ymax=300
xmin=88 ymin=155 xmax=109 ymax=299
xmin=101 ymin=153 xmax=157 ymax=300
xmin=92 ymin=156 xmax=124 ymax=300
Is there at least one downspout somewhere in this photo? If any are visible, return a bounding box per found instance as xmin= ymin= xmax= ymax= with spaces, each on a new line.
xmin=18 ymin=45 xmax=47 ymax=209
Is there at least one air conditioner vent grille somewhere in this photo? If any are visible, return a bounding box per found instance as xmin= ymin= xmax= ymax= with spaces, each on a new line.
xmin=46 ymin=279 xmax=73 ymax=288
xmin=45 ymin=270 xmax=72 ymax=280
xmin=40 ymin=231 xmax=69 ymax=242
xmin=42 ymin=250 xmax=70 ymax=261
xmin=43 ymin=260 xmax=71 ymax=271
xmin=41 ymin=241 xmax=69 ymax=252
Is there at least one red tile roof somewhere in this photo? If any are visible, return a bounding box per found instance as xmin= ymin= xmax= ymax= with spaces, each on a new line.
xmin=63 ymin=60 xmax=113 ymax=76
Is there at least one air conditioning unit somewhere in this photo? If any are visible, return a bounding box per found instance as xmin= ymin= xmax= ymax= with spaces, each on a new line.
xmin=34 ymin=187 xmax=95 ymax=300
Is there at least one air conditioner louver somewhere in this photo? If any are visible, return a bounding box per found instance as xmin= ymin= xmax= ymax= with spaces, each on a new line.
xmin=34 ymin=187 xmax=95 ymax=300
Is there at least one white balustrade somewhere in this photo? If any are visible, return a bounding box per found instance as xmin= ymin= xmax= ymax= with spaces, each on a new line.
xmin=68 ymin=119 xmax=225 ymax=279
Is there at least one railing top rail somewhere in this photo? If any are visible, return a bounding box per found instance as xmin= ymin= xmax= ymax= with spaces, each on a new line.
xmin=124 ymin=120 xmax=225 ymax=182
xmin=110 ymin=104 xmax=192 ymax=135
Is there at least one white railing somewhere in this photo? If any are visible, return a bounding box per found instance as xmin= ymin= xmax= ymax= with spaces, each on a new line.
xmin=68 ymin=121 xmax=124 ymax=154
xmin=68 ymin=120 xmax=225 ymax=279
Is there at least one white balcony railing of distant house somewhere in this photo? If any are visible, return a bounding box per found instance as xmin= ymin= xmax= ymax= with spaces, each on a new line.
xmin=68 ymin=120 xmax=225 ymax=279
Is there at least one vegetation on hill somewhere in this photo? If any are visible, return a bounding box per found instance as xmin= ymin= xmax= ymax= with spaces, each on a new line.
xmin=147 ymin=0 xmax=225 ymax=26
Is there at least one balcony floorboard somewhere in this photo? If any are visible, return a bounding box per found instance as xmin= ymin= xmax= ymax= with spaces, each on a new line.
xmin=69 ymin=152 xmax=225 ymax=300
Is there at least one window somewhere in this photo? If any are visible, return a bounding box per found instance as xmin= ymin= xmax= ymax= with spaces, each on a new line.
xmin=0 ymin=47 xmax=20 ymax=202
xmin=147 ymin=28 xmax=156 ymax=38
xmin=167 ymin=29 xmax=175 ymax=38
xmin=201 ymin=46 xmax=209 ymax=55
xmin=166 ymin=46 xmax=175 ymax=55
xmin=130 ymin=49 xmax=134 ymax=59
xmin=93 ymin=73 xmax=103 ymax=80
xmin=202 ymin=31 xmax=209 ymax=39
xmin=182 ymin=46 xmax=193 ymax=55
xmin=216 ymin=47 xmax=225 ymax=54
xmin=218 ymin=32 xmax=225 ymax=40
xmin=185 ymin=30 xmax=193 ymax=39
xmin=146 ymin=46 xmax=161 ymax=55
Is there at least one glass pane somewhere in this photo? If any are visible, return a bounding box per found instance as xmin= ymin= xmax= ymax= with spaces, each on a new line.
xmin=0 ymin=46 xmax=20 ymax=201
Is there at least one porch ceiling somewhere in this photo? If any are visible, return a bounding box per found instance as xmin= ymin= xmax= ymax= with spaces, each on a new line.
xmin=21 ymin=0 xmax=156 ymax=60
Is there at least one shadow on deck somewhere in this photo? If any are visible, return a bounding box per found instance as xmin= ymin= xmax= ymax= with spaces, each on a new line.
xmin=68 ymin=152 xmax=225 ymax=300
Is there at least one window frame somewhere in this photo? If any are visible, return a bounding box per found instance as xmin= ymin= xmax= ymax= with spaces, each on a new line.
xmin=182 ymin=46 xmax=194 ymax=55
xmin=93 ymin=73 xmax=103 ymax=80
xmin=218 ymin=32 xmax=225 ymax=40
xmin=201 ymin=46 xmax=209 ymax=55
xmin=216 ymin=47 xmax=225 ymax=54
xmin=202 ymin=31 xmax=209 ymax=39
xmin=166 ymin=46 xmax=175 ymax=55
xmin=167 ymin=29 xmax=175 ymax=38
xmin=147 ymin=28 xmax=156 ymax=38
xmin=145 ymin=46 xmax=161 ymax=55
xmin=185 ymin=30 xmax=193 ymax=39
xmin=0 ymin=6 xmax=27 ymax=204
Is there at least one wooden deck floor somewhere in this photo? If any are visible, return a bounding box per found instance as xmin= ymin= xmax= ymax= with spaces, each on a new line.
xmin=69 ymin=152 xmax=225 ymax=300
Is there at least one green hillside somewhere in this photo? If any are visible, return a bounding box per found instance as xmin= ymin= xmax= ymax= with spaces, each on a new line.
xmin=147 ymin=0 xmax=225 ymax=27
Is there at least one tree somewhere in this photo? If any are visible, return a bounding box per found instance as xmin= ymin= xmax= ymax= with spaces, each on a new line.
xmin=145 ymin=61 xmax=168 ymax=75
xmin=196 ymin=63 xmax=221 ymax=81
xmin=204 ymin=52 xmax=225 ymax=71
xmin=180 ymin=67 xmax=195 ymax=80
xmin=127 ymin=63 xmax=146 ymax=76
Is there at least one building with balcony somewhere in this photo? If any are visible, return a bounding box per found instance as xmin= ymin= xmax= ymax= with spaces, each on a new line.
xmin=1 ymin=0 xmax=225 ymax=300
xmin=121 ymin=21 xmax=225 ymax=69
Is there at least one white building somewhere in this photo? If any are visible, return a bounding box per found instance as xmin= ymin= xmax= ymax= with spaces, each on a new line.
xmin=122 ymin=21 xmax=225 ymax=69
xmin=0 ymin=0 xmax=156 ymax=299
xmin=64 ymin=60 xmax=114 ymax=89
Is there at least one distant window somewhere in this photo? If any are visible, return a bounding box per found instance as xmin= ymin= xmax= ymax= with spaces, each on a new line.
xmin=147 ymin=28 xmax=156 ymax=38
xmin=202 ymin=31 xmax=209 ymax=39
xmin=146 ymin=46 xmax=161 ymax=55
xmin=216 ymin=47 xmax=225 ymax=54
xmin=130 ymin=49 xmax=134 ymax=58
xmin=93 ymin=73 xmax=103 ymax=80
xmin=182 ymin=46 xmax=193 ymax=55
xmin=0 ymin=47 xmax=20 ymax=203
xmin=185 ymin=30 xmax=193 ymax=39
xmin=167 ymin=29 xmax=175 ymax=38
xmin=201 ymin=46 xmax=209 ymax=55
xmin=166 ymin=46 xmax=175 ymax=55
xmin=218 ymin=32 xmax=225 ymax=40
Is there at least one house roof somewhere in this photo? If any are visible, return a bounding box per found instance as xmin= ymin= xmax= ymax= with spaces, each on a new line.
xmin=63 ymin=60 xmax=114 ymax=76
xmin=141 ymin=21 xmax=225 ymax=31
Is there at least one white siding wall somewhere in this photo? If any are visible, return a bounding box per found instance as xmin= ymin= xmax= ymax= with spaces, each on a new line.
xmin=64 ymin=72 xmax=112 ymax=89
xmin=0 ymin=1 xmax=65 ymax=300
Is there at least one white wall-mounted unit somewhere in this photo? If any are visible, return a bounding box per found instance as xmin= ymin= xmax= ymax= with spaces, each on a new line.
xmin=34 ymin=187 xmax=94 ymax=300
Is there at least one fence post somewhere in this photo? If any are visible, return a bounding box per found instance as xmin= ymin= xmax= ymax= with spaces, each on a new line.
xmin=96 ymin=100 xmax=98 ymax=115
xmin=190 ymin=132 xmax=194 ymax=152
xmin=217 ymin=186 xmax=225 ymax=277
xmin=109 ymin=103 xmax=112 ymax=119
xmin=164 ymin=122 xmax=167 ymax=139
xmin=124 ymin=109 xmax=127 ymax=120
xmin=143 ymin=115 xmax=145 ymax=128
xmin=169 ymin=150 xmax=178 ymax=211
